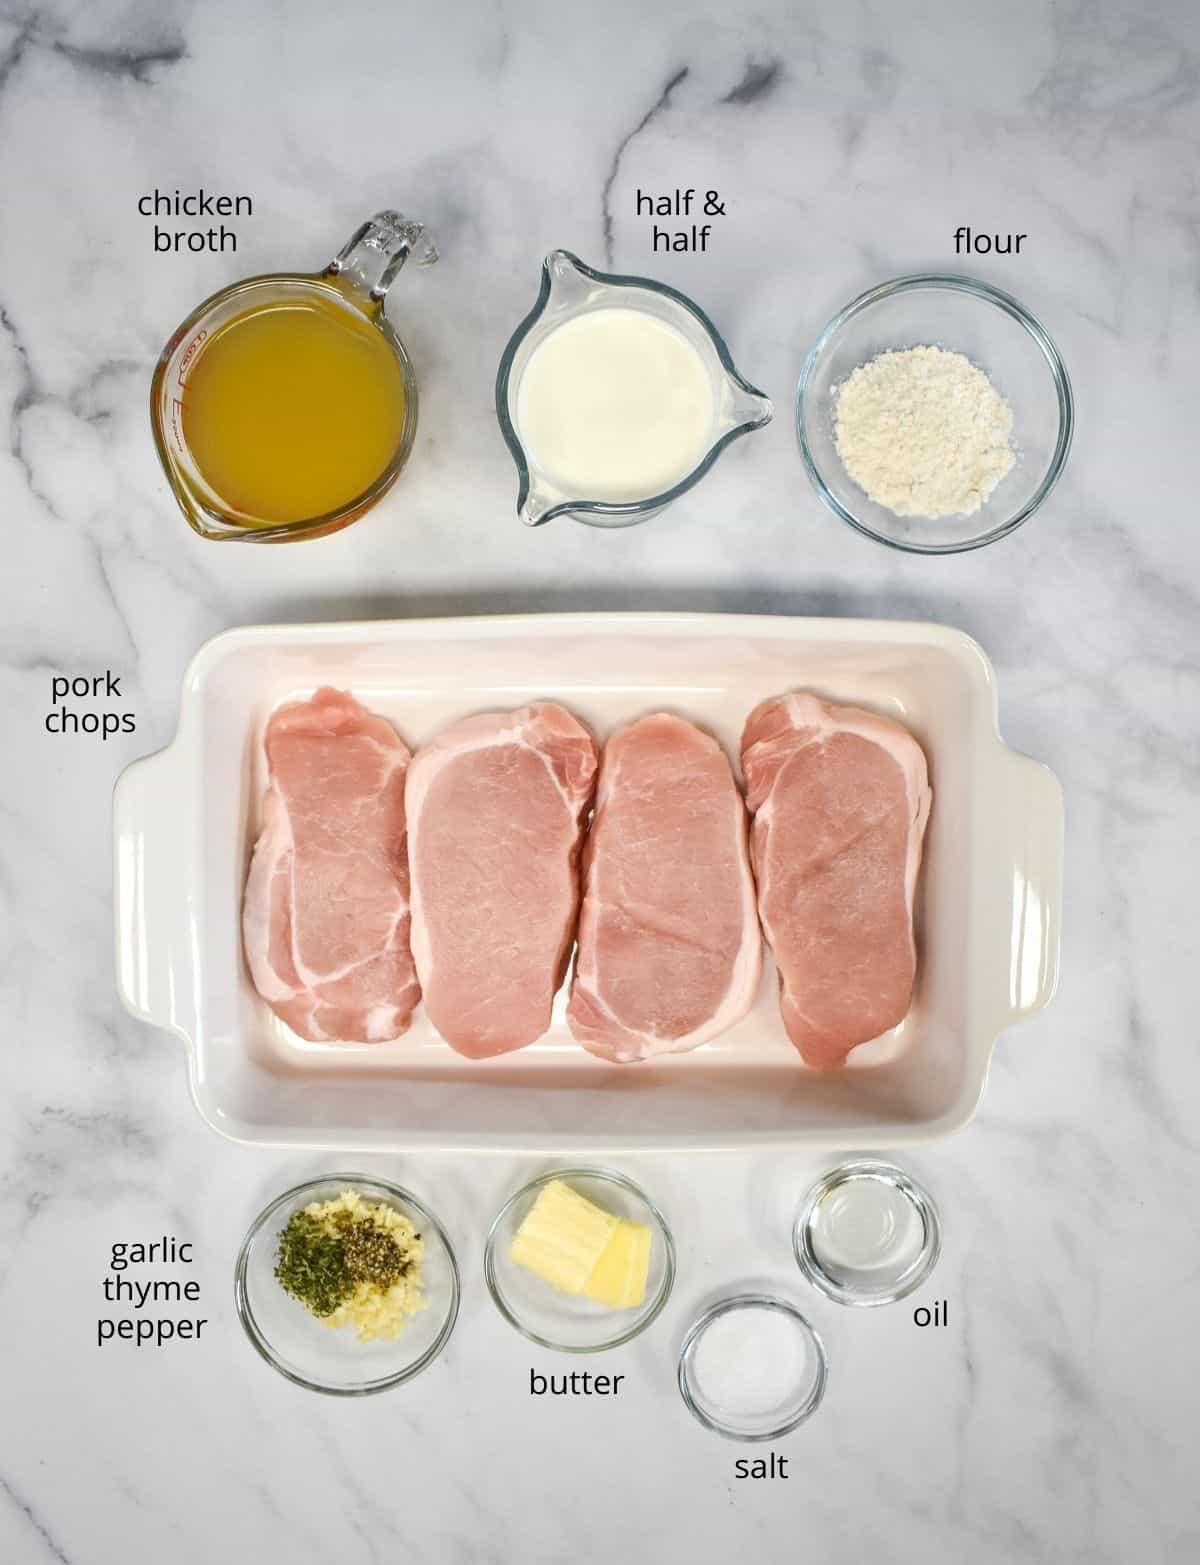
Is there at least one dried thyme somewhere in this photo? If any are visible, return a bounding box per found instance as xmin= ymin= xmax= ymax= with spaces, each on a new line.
xmin=274 ymin=1210 xmax=353 ymax=1317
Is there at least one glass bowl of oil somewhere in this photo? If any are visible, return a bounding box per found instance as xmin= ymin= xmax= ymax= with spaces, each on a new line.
xmin=151 ymin=211 xmax=436 ymax=543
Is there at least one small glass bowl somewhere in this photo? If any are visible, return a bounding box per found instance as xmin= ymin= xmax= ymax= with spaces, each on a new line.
xmin=484 ymin=1167 xmax=675 ymax=1353
xmin=677 ymin=1295 xmax=828 ymax=1441
xmin=235 ymin=1174 xmax=460 ymax=1395
xmin=793 ymin=1159 xmax=941 ymax=1307
xmin=796 ymin=273 xmax=1073 ymax=553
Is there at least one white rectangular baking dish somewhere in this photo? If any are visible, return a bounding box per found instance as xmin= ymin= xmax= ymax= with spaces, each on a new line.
xmin=114 ymin=613 xmax=1062 ymax=1152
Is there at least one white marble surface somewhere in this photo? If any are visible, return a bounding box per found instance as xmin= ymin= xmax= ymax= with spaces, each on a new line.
xmin=2 ymin=0 xmax=1199 ymax=1559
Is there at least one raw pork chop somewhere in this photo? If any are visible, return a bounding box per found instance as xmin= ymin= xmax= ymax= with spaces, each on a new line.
xmin=568 ymin=714 xmax=761 ymax=1062
xmin=741 ymin=692 xmax=931 ymax=1069
xmin=406 ymin=703 xmax=598 ymax=1057
xmin=242 ymin=687 xmax=419 ymax=1043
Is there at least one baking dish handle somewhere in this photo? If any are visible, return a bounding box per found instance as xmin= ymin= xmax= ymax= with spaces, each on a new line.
xmin=113 ymin=744 xmax=198 ymax=1038
xmin=998 ymin=752 xmax=1064 ymax=1025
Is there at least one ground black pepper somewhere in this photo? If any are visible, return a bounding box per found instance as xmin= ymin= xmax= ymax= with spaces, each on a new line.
xmin=340 ymin=1221 xmax=410 ymax=1287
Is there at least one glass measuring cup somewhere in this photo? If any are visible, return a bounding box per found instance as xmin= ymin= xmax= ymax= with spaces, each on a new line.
xmin=151 ymin=211 xmax=437 ymax=542
xmin=496 ymin=250 xmax=772 ymax=527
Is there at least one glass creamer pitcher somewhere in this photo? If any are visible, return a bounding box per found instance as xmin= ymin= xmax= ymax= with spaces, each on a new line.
xmin=496 ymin=250 xmax=772 ymax=527
xmin=151 ymin=211 xmax=437 ymax=542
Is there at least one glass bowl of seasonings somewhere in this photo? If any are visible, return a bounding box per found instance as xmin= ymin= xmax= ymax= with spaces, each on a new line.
xmin=235 ymin=1174 xmax=459 ymax=1394
xmin=796 ymin=273 xmax=1073 ymax=553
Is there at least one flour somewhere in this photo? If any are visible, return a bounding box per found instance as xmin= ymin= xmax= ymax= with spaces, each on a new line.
xmin=833 ymin=345 xmax=1015 ymax=518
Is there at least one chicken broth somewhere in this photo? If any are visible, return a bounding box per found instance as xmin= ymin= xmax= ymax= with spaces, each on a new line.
xmin=181 ymin=290 xmax=406 ymax=526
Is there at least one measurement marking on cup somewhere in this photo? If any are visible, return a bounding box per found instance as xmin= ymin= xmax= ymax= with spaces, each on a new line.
xmin=176 ymin=329 xmax=207 ymax=385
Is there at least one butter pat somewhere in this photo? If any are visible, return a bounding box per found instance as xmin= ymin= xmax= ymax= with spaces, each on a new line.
xmin=510 ymin=1179 xmax=619 ymax=1294
xmin=510 ymin=1179 xmax=651 ymax=1309
xmin=583 ymin=1219 xmax=651 ymax=1309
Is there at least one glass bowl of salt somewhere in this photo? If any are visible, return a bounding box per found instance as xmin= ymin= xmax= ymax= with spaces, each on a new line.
xmin=677 ymin=1295 xmax=828 ymax=1441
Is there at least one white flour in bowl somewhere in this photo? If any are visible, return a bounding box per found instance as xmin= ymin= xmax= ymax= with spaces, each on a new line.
xmin=833 ymin=344 xmax=1015 ymax=518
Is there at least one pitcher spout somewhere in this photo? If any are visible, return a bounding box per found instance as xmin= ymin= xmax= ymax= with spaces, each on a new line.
xmin=519 ymin=471 xmax=567 ymax=527
xmin=542 ymin=249 xmax=595 ymax=311
xmin=724 ymin=379 xmax=774 ymax=434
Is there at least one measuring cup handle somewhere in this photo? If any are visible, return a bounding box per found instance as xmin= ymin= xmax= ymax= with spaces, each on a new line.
xmin=325 ymin=211 xmax=438 ymax=304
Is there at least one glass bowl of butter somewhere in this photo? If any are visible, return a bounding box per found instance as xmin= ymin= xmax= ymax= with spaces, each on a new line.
xmin=484 ymin=1167 xmax=675 ymax=1352
xmin=497 ymin=250 xmax=771 ymax=527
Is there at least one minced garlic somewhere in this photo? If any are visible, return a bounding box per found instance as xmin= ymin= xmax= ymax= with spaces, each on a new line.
xmin=275 ymin=1189 xmax=427 ymax=1343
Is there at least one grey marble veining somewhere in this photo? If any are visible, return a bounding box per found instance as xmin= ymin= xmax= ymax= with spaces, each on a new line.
xmin=2 ymin=0 xmax=1199 ymax=1560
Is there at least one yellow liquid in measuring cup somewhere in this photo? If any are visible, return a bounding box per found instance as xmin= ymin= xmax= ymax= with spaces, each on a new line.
xmin=181 ymin=292 xmax=406 ymax=526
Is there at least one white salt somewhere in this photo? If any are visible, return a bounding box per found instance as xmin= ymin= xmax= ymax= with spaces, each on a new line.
xmin=691 ymin=1306 xmax=810 ymax=1418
